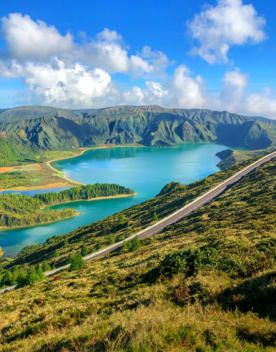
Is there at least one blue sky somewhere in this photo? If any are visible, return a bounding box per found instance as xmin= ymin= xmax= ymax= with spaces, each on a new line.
xmin=0 ymin=0 xmax=276 ymax=118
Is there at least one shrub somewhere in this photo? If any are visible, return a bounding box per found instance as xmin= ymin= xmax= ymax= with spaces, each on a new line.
xmin=118 ymin=214 xmax=127 ymax=225
xmin=81 ymin=245 xmax=89 ymax=256
xmin=121 ymin=236 xmax=142 ymax=252
xmin=153 ymin=212 xmax=158 ymax=222
xmin=95 ymin=242 xmax=102 ymax=250
xmin=42 ymin=261 xmax=51 ymax=272
xmin=69 ymin=254 xmax=85 ymax=271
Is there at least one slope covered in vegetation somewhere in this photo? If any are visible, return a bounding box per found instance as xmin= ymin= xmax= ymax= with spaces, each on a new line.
xmin=1 ymin=105 xmax=276 ymax=166
xmin=0 ymin=157 xmax=275 ymax=351
xmin=34 ymin=183 xmax=134 ymax=205
xmin=0 ymin=184 xmax=133 ymax=229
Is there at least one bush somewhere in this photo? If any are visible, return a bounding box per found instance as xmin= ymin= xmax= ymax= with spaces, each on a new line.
xmin=42 ymin=261 xmax=51 ymax=272
xmin=153 ymin=212 xmax=158 ymax=222
xmin=69 ymin=254 xmax=85 ymax=271
xmin=146 ymin=238 xmax=276 ymax=283
xmin=81 ymin=245 xmax=89 ymax=256
xmin=122 ymin=236 xmax=142 ymax=252
xmin=95 ymin=242 xmax=102 ymax=250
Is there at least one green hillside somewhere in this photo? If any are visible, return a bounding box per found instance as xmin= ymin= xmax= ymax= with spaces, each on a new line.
xmin=1 ymin=106 xmax=276 ymax=166
xmin=0 ymin=156 xmax=275 ymax=351
xmin=0 ymin=184 xmax=134 ymax=229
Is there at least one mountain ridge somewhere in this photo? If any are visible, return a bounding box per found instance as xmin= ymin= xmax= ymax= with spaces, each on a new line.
xmin=0 ymin=105 xmax=276 ymax=161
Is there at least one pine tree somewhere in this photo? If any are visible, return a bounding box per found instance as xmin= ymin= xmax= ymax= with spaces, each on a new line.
xmin=37 ymin=265 xmax=44 ymax=280
xmin=26 ymin=267 xmax=40 ymax=285
xmin=118 ymin=214 xmax=127 ymax=225
xmin=81 ymin=245 xmax=89 ymax=256
xmin=69 ymin=254 xmax=85 ymax=271
xmin=42 ymin=261 xmax=51 ymax=272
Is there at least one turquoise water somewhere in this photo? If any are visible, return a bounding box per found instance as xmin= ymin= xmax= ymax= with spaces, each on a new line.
xmin=0 ymin=144 xmax=227 ymax=256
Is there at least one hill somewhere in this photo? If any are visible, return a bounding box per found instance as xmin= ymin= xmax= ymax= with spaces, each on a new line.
xmin=0 ymin=157 xmax=275 ymax=351
xmin=0 ymin=184 xmax=134 ymax=229
xmin=1 ymin=105 xmax=276 ymax=165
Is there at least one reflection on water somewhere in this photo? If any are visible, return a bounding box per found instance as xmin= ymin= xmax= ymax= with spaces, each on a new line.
xmin=0 ymin=144 xmax=227 ymax=256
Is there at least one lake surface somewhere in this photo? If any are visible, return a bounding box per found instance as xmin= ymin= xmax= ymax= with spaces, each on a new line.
xmin=0 ymin=144 xmax=227 ymax=256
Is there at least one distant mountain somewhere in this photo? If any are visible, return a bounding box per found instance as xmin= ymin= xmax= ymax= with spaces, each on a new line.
xmin=0 ymin=105 xmax=275 ymax=156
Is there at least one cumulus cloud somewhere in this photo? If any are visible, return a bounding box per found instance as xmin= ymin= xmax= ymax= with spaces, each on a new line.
xmin=245 ymin=90 xmax=276 ymax=117
xmin=188 ymin=0 xmax=266 ymax=64
xmin=1 ymin=12 xmax=276 ymax=118
xmin=0 ymin=13 xmax=172 ymax=108
xmin=123 ymin=66 xmax=207 ymax=108
xmin=0 ymin=59 xmax=114 ymax=108
xmin=219 ymin=68 xmax=248 ymax=111
xmin=219 ymin=69 xmax=276 ymax=118
xmin=2 ymin=13 xmax=73 ymax=59
xmin=170 ymin=65 xmax=206 ymax=108
xmin=123 ymin=81 xmax=169 ymax=105
xmin=1 ymin=15 xmax=169 ymax=77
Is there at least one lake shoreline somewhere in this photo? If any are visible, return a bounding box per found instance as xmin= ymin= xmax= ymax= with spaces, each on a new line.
xmin=46 ymin=192 xmax=136 ymax=208
xmin=0 ymin=144 xmax=144 ymax=193
xmin=0 ymin=193 xmax=136 ymax=231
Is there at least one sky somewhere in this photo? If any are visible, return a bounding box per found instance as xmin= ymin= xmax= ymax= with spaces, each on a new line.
xmin=0 ymin=0 xmax=276 ymax=118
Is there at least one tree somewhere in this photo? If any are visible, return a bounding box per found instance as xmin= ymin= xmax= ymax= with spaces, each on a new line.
xmin=121 ymin=236 xmax=142 ymax=252
xmin=81 ymin=245 xmax=89 ymax=256
xmin=118 ymin=214 xmax=127 ymax=225
xmin=37 ymin=265 xmax=45 ymax=280
xmin=26 ymin=267 xmax=41 ymax=285
xmin=130 ymin=236 xmax=141 ymax=251
xmin=95 ymin=242 xmax=102 ymax=250
xmin=107 ymin=236 xmax=115 ymax=245
xmin=69 ymin=254 xmax=85 ymax=271
xmin=16 ymin=269 xmax=28 ymax=287
xmin=153 ymin=212 xmax=158 ymax=222
xmin=3 ymin=270 xmax=13 ymax=286
xmin=42 ymin=261 xmax=51 ymax=272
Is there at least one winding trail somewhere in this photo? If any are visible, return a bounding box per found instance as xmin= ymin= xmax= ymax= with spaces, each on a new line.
xmin=1 ymin=150 xmax=276 ymax=294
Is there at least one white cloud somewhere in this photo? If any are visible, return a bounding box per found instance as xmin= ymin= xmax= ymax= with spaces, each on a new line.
xmin=170 ymin=65 xmax=206 ymax=108
xmin=219 ymin=68 xmax=248 ymax=111
xmin=2 ymin=13 xmax=73 ymax=59
xmin=123 ymin=66 xmax=207 ymax=109
xmin=245 ymin=91 xmax=276 ymax=117
xmin=1 ymin=15 xmax=169 ymax=78
xmin=1 ymin=12 xmax=276 ymax=118
xmin=188 ymin=0 xmax=266 ymax=64
xmin=124 ymin=81 xmax=169 ymax=105
xmin=0 ymin=59 xmax=113 ymax=108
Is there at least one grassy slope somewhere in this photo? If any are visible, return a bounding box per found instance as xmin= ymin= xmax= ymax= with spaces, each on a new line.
xmin=216 ymin=147 xmax=276 ymax=169
xmin=0 ymin=159 xmax=275 ymax=351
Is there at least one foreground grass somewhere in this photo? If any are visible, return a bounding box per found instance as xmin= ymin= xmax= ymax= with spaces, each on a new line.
xmin=0 ymin=158 xmax=275 ymax=351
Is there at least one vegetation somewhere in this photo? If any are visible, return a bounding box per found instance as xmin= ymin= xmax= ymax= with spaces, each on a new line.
xmin=0 ymin=193 xmax=77 ymax=228
xmin=0 ymin=265 xmax=45 ymax=287
xmin=69 ymin=253 xmax=85 ymax=271
xmin=1 ymin=106 xmax=276 ymax=166
xmin=0 ymin=172 xmax=30 ymax=189
xmin=0 ymin=184 xmax=133 ymax=229
xmin=34 ymin=183 xmax=134 ymax=204
xmin=0 ymin=157 xmax=275 ymax=351
xmin=216 ymin=147 xmax=276 ymax=169
xmin=3 ymin=157 xmax=254 ymax=268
